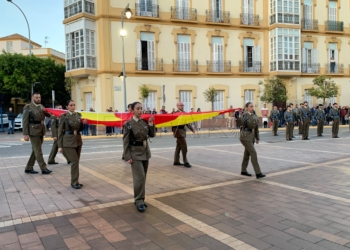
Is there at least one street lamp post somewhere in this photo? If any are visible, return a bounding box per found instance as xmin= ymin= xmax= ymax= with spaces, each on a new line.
xmin=120 ymin=4 xmax=132 ymax=112
xmin=31 ymin=82 xmax=40 ymax=96
xmin=7 ymin=0 xmax=32 ymax=55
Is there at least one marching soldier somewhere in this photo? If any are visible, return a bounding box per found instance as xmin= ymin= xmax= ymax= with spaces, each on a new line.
xmin=123 ymin=102 xmax=155 ymax=212
xmin=239 ymin=102 xmax=265 ymax=179
xmin=300 ymin=101 xmax=312 ymax=140
xmin=330 ymin=103 xmax=340 ymax=138
xmin=298 ymin=103 xmax=304 ymax=134
xmin=284 ymin=105 xmax=295 ymax=141
xmin=58 ymin=100 xmax=87 ymax=189
xmin=23 ymin=93 xmax=52 ymax=175
xmin=290 ymin=103 xmax=296 ymax=139
xmin=269 ymin=106 xmax=280 ymax=136
xmin=48 ymin=105 xmax=70 ymax=165
xmin=172 ymin=102 xmax=195 ymax=168
xmin=315 ymin=104 xmax=325 ymax=137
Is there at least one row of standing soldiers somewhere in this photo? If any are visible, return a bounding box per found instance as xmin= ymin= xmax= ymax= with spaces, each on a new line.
xmin=269 ymin=101 xmax=343 ymax=140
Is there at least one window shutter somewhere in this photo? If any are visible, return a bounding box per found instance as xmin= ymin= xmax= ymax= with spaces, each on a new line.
xmin=147 ymin=40 xmax=155 ymax=70
xmin=136 ymin=0 xmax=141 ymax=15
xmin=210 ymin=0 xmax=216 ymax=20
xmin=329 ymin=6 xmax=336 ymax=21
xmin=85 ymin=92 xmax=93 ymax=111
xmin=137 ymin=39 xmax=142 ymax=70
xmin=218 ymin=44 xmax=224 ymax=72
xmin=248 ymin=0 xmax=253 ymax=14
xmin=185 ymin=42 xmax=190 ymax=71
xmin=152 ymin=0 xmax=157 ymax=17
xmin=212 ymin=43 xmax=218 ymax=72
xmin=243 ymin=45 xmax=248 ymax=71
xmin=179 ymin=91 xmax=192 ymax=112
xmin=304 ymin=4 xmax=312 ymax=29
xmin=334 ymin=49 xmax=338 ymax=72
xmin=255 ymin=46 xmax=261 ymax=72
xmin=213 ymin=91 xmax=224 ymax=111
xmin=311 ymin=49 xmax=318 ymax=73
xmin=176 ymin=0 xmax=183 ymax=19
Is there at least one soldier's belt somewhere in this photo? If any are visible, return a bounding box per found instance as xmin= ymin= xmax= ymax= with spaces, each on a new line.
xmin=174 ymin=126 xmax=185 ymax=129
xmin=130 ymin=141 xmax=144 ymax=146
xmin=244 ymin=128 xmax=252 ymax=132
xmin=65 ymin=131 xmax=80 ymax=135
xmin=29 ymin=121 xmax=43 ymax=124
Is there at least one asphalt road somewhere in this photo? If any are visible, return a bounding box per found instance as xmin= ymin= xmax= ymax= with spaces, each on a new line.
xmin=0 ymin=126 xmax=349 ymax=159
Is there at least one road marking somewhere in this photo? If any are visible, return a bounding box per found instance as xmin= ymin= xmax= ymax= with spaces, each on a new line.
xmin=260 ymin=144 xmax=349 ymax=155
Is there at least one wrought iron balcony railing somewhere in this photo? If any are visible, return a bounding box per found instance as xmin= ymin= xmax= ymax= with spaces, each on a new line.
xmin=325 ymin=63 xmax=344 ymax=74
xmin=135 ymin=58 xmax=163 ymax=71
xmin=172 ymin=60 xmax=198 ymax=72
xmin=301 ymin=19 xmax=318 ymax=30
xmin=301 ymin=63 xmax=320 ymax=73
xmin=239 ymin=61 xmax=261 ymax=73
xmin=205 ymin=10 xmax=230 ymax=23
xmin=206 ymin=61 xmax=231 ymax=73
xmin=240 ymin=13 xmax=259 ymax=26
xmin=270 ymin=61 xmax=300 ymax=71
xmin=170 ymin=6 xmax=197 ymax=21
xmin=135 ymin=3 xmax=159 ymax=18
xmin=325 ymin=21 xmax=344 ymax=32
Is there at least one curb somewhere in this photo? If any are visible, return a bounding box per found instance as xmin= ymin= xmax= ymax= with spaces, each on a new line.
xmin=19 ymin=125 xmax=349 ymax=141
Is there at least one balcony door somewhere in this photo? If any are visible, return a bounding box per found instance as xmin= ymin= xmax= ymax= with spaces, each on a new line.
xmin=302 ymin=42 xmax=318 ymax=73
xmin=179 ymin=91 xmax=192 ymax=112
xmin=85 ymin=92 xmax=92 ymax=112
xmin=244 ymin=90 xmax=254 ymax=105
xmin=243 ymin=38 xmax=260 ymax=72
xmin=137 ymin=0 xmax=157 ymax=17
xmin=177 ymin=35 xmax=191 ymax=71
xmin=210 ymin=0 xmax=222 ymax=22
xmin=176 ymin=0 xmax=189 ymax=19
xmin=137 ymin=32 xmax=155 ymax=70
xmin=242 ymin=0 xmax=253 ymax=25
xmin=212 ymin=37 xmax=224 ymax=72
xmin=328 ymin=43 xmax=338 ymax=73
xmin=143 ymin=91 xmax=156 ymax=111
xmin=303 ymin=0 xmax=312 ymax=29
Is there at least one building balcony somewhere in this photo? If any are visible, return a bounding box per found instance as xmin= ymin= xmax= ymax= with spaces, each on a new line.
xmin=325 ymin=21 xmax=344 ymax=32
xmin=270 ymin=13 xmax=299 ymax=25
xmin=239 ymin=61 xmax=262 ymax=73
xmin=206 ymin=60 xmax=231 ymax=73
xmin=301 ymin=63 xmax=320 ymax=73
xmin=301 ymin=19 xmax=318 ymax=31
xmin=270 ymin=61 xmax=300 ymax=71
xmin=240 ymin=13 xmax=259 ymax=26
xmin=170 ymin=7 xmax=197 ymax=22
xmin=135 ymin=3 xmax=159 ymax=18
xmin=64 ymin=0 xmax=95 ymax=19
xmin=172 ymin=60 xmax=198 ymax=73
xmin=66 ymin=56 xmax=96 ymax=71
xmin=135 ymin=58 xmax=163 ymax=72
xmin=325 ymin=63 xmax=344 ymax=74
xmin=205 ymin=10 xmax=230 ymax=24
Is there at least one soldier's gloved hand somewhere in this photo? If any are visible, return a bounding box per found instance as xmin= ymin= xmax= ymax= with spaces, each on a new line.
xmin=24 ymin=135 xmax=29 ymax=141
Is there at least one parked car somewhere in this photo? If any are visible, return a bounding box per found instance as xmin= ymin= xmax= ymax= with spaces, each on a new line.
xmin=14 ymin=113 xmax=23 ymax=130
xmin=0 ymin=113 xmax=8 ymax=126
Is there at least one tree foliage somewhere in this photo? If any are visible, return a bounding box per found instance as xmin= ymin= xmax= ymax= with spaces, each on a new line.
xmin=0 ymin=51 xmax=69 ymax=107
xmin=139 ymin=84 xmax=152 ymax=99
xmin=308 ymin=75 xmax=338 ymax=105
xmin=259 ymin=77 xmax=288 ymax=104
xmin=203 ymin=87 xmax=218 ymax=111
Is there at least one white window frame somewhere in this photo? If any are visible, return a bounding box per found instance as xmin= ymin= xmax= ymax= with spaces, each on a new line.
xmin=242 ymin=0 xmax=254 ymax=25
xmin=6 ymin=41 xmax=13 ymax=52
xmin=176 ymin=0 xmax=190 ymax=19
xmin=210 ymin=0 xmax=223 ymax=22
xmin=211 ymin=37 xmax=224 ymax=72
xmin=270 ymin=0 xmax=300 ymax=24
xmin=244 ymin=90 xmax=254 ymax=105
xmin=143 ymin=91 xmax=156 ymax=111
xmin=85 ymin=92 xmax=93 ymax=111
xmin=213 ymin=90 xmax=224 ymax=111
xmin=304 ymin=90 xmax=312 ymax=106
xmin=64 ymin=0 xmax=95 ymax=18
xmin=177 ymin=35 xmax=191 ymax=72
xmin=329 ymin=96 xmax=336 ymax=105
xmin=179 ymin=91 xmax=192 ymax=112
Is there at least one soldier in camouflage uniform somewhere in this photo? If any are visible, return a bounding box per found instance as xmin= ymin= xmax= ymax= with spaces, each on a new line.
xmin=315 ymin=104 xmax=325 ymax=137
xmin=239 ymin=102 xmax=266 ymax=179
xmin=298 ymin=103 xmax=304 ymax=134
xmin=330 ymin=103 xmax=340 ymax=138
xmin=284 ymin=105 xmax=295 ymax=141
xmin=300 ymin=101 xmax=312 ymax=140
xmin=269 ymin=106 xmax=280 ymax=136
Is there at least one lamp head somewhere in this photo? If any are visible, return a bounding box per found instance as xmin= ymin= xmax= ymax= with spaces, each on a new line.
xmin=118 ymin=72 xmax=125 ymax=81
xmin=120 ymin=29 xmax=127 ymax=37
xmin=125 ymin=8 xmax=132 ymax=19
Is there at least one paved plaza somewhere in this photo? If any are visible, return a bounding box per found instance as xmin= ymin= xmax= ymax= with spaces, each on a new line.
xmin=0 ymin=127 xmax=350 ymax=250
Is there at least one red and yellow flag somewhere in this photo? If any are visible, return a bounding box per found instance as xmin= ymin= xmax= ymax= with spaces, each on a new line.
xmin=46 ymin=108 xmax=240 ymax=128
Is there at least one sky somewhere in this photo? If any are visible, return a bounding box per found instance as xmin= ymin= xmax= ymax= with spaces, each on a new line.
xmin=0 ymin=0 xmax=65 ymax=53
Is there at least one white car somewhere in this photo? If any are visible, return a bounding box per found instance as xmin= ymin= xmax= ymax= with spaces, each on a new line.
xmin=0 ymin=114 xmax=8 ymax=126
xmin=14 ymin=113 xmax=23 ymax=130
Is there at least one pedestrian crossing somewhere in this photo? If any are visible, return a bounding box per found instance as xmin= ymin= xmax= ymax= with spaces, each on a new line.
xmin=0 ymin=142 xmax=24 ymax=148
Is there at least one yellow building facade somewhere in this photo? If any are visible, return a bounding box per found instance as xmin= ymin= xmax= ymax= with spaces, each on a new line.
xmin=63 ymin=0 xmax=350 ymax=114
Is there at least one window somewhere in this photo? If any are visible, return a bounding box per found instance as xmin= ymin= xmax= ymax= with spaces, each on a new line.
xmin=66 ymin=29 xmax=96 ymax=71
xmin=177 ymin=35 xmax=191 ymax=71
xmin=6 ymin=41 xmax=13 ymax=52
xmin=304 ymin=90 xmax=312 ymax=106
xmin=136 ymin=32 xmax=155 ymax=70
xmin=329 ymin=96 xmax=336 ymax=105
xmin=328 ymin=43 xmax=338 ymax=73
xmin=179 ymin=91 xmax=192 ymax=112
xmin=64 ymin=0 xmax=95 ymax=19
xmin=211 ymin=37 xmax=224 ymax=72
xmin=328 ymin=1 xmax=336 ymax=21
xmin=213 ymin=90 xmax=224 ymax=111
xmin=176 ymin=0 xmax=190 ymax=19
xmin=136 ymin=0 xmax=158 ymax=17
xmin=210 ymin=0 xmax=223 ymax=22
xmin=301 ymin=42 xmax=318 ymax=73
xmin=303 ymin=0 xmax=313 ymax=29
xmin=244 ymin=90 xmax=254 ymax=105
xmin=242 ymin=0 xmax=254 ymax=25
xmin=85 ymin=92 xmax=92 ymax=111
xmin=143 ymin=91 xmax=156 ymax=111
xmin=270 ymin=28 xmax=300 ymax=71
xmin=270 ymin=0 xmax=299 ymax=24
xmin=243 ymin=38 xmax=260 ymax=72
